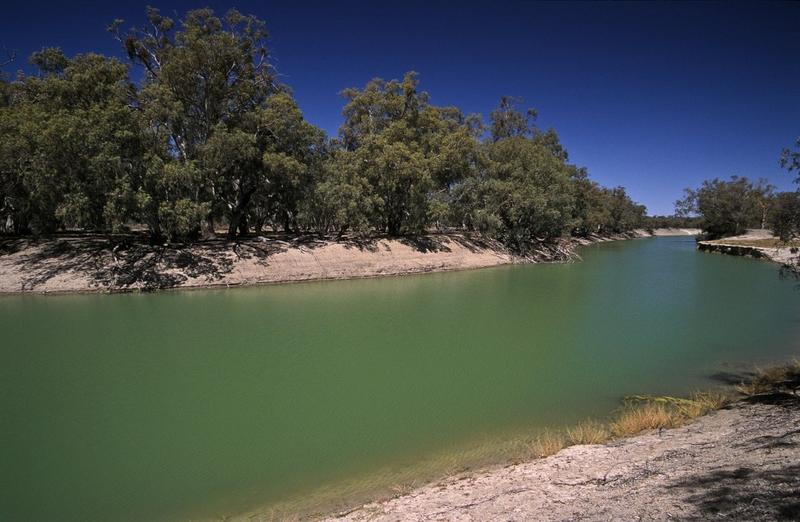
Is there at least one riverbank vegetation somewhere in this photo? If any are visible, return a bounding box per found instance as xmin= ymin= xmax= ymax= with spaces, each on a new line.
xmin=529 ymin=391 xmax=731 ymax=458
xmin=531 ymin=358 xmax=800 ymax=460
xmin=266 ymin=361 xmax=796 ymax=520
xmin=0 ymin=7 xmax=647 ymax=254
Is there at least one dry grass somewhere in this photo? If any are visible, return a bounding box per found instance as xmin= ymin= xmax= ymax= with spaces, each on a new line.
xmin=530 ymin=430 xmax=567 ymax=458
xmin=526 ymin=392 xmax=731 ymax=457
xmin=678 ymin=391 xmax=731 ymax=417
xmin=525 ymin=391 xmax=734 ymax=458
xmin=611 ymin=403 xmax=679 ymax=437
xmin=609 ymin=392 xmax=732 ymax=437
xmin=532 ymin=362 xmax=798 ymax=455
xmin=389 ymin=480 xmax=418 ymax=498
xmin=736 ymin=361 xmax=800 ymax=396
xmin=566 ymin=420 xmax=610 ymax=445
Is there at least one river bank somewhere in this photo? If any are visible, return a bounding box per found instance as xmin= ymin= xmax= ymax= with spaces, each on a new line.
xmin=0 ymin=228 xmax=697 ymax=294
xmin=324 ymin=393 xmax=800 ymax=521
xmin=698 ymin=229 xmax=799 ymax=265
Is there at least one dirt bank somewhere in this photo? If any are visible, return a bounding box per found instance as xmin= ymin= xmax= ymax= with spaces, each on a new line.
xmin=0 ymin=230 xmax=676 ymax=295
xmin=698 ymin=229 xmax=798 ymax=265
xmin=325 ymin=395 xmax=800 ymax=521
xmin=649 ymin=227 xmax=701 ymax=236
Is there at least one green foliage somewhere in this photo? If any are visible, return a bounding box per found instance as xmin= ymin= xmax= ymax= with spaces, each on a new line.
xmin=781 ymin=137 xmax=800 ymax=177
xmin=769 ymin=192 xmax=800 ymax=241
xmin=489 ymin=96 xmax=537 ymax=142
xmin=675 ymin=176 xmax=771 ymax=239
xmin=463 ymin=136 xmax=576 ymax=249
xmin=335 ymin=72 xmax=479 ymax=235
xmin=0 ymin=9 xmax=648 ymax=251
xmin=642 ymin=215 xmax=703 ymax=229
xmin=0 ymin=49 xmax=141 ymax=234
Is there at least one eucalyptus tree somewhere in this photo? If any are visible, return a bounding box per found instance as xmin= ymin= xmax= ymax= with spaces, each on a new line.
xmin=113 ymin=7 xmax=323 ymax=239
xmin=246 ymin=93 xmax=326 ymax=234
xmin=570 ymin=169 xmax=612 ymax=236
xmin=336 ymin=72 xmax=479 ymax=235
xmin=0 ymin=48 xmax=141 ymax=234
xmin=770 ymin=192 xmax=800 ymax=241
xmin=488 ymin=96 xmax=537 ymax=142
xmin=452 ymin=98 xmax=578 ymax=251
xmin=477 ymin=136 xmax=576 ymax=248
xmin=606 ymin=186 xmax=646 ymax=233
xmin=782 ymin=138 xmax=800 ymax=178
xmin=676 ymin=176 xmax=763 ymax=239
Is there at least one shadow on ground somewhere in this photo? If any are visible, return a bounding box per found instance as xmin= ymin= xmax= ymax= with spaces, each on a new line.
xmin=1 ymin=232 xmax=500 ymax=291
xmin=668 ymin=391 xmax=800 ymax=520
xmin=669 ymin=462 xmax=800 ymax=520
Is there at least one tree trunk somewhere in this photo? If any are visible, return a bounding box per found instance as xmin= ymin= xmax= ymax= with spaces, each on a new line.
xmin=238 ymin=214 xmax=249 ymax=236
xmin=201 ymin=215 xmax=216 ymax=240
xmin=283 ymin=211 xmax=292 ymax=234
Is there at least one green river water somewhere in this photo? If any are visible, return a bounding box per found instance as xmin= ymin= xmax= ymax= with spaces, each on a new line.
xmin=2 ymin=236 xmax=800 ymax=521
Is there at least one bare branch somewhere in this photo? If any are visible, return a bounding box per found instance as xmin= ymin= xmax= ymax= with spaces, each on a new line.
xmin=0 ymin=47 xmax=16 ymax=68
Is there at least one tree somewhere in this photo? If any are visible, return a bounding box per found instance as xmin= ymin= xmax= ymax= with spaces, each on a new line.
xmin=0 ymin=48 xmax=141 ymax=234
xmin=336 ymin=72 xmax=478 ymax=235
xmin=298 ymin=150 xmax=375 ymax=235
xmin=113 ymin=7 xmax=322 ymax=239
xmin=781 ymin=137 xmax=800 ymax=178
xmin=489 ymin=96 xmax=537 ymax=142
xmin=452 ymin=98 xmax=579 ymax=251
xmin=2 ymin=13 xmax=651 ymax=249
xmin=248 ymin=93 xmax=326 ymax=234
xmin=753 ymin=179 xmax=775 ymax=230
xmin=769 ymin=192 xmax=800 ymax=242
xmin=675 ymin=176 xmax=762 ymax=239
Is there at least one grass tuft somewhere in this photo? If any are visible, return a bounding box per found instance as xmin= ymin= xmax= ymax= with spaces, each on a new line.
xmin=611 ymin=403 xmax=678 ymax=437
xmin=736 ymin=360 xmax=800 ymax=396
xmin=566 ymin=420 xmax=610 ymax=445
xmin=529 ymin=430 xmax=566 ymax=458
xmin=610 ymin=392 xmax=731 ymax=437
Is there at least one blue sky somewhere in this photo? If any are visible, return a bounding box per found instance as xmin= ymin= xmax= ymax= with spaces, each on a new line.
xmin=2 ymin=1 xmax=798 ymax=215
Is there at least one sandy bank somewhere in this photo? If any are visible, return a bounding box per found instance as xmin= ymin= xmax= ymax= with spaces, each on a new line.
xmin=698 ymin=229 xmax=798 ymax=265
xmin=0 ymin=230 xmax=672 ymax=295
xmin=325 ymin=396 xmax=800 ymax=521
xmin=648 ymin=227 xmax=701 ymax=236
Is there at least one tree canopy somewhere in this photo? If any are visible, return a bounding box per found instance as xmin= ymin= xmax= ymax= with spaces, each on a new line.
xmin=675 ymin=176 xmax=776 ymax=239
xmin=0 ymin=7 xmax=649 ymax=251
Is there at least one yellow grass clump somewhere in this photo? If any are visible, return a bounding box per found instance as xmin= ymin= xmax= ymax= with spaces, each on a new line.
xmin=566 ymin=420 xmax=610 ymax=445
xmin=611 ymin=403 xmax=678 ymax=437
xmin=529 ymin=430 xmax=566 ymax=458
xmin=610 ymin=392 xmax=731 ymax=437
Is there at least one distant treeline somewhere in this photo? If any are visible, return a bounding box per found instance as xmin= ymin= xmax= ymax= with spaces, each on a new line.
xmin=641 ymin=215 xmax=703 ymax=230
xmin=0 ymin=8 xmax=649 ymax=251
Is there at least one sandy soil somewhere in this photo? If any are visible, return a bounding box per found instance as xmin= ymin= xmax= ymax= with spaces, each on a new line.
xmin=0 ymin=234 xmax=516 ymax=294
xmin=325 ymin=395 xmax=800 ymax=522
xmin=698 ymin=229 xmax=798 ymax=265
xmin=649 ymin=227 xmax=702 ymax=236
xmin=0 ymin=230 xmax=689 ymax=294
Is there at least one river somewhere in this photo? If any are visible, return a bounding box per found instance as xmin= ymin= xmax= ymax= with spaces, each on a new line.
xmin=2 ymin=236 xmax=799 ymax=521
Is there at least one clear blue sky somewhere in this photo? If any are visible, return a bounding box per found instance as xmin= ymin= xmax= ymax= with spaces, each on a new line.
xmin=2 ymin=0 xmax=798 ymax=215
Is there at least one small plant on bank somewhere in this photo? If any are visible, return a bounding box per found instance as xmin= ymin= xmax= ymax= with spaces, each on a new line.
xmin=736 ymin=360 xmax=800 ymax=396
xmin=530 ymin=430 xmax=567 ymax=458
xmin=566 ymin=420 xmax=610 ymax=445
xmin=610 ymin=403 xmax=678 ymax=437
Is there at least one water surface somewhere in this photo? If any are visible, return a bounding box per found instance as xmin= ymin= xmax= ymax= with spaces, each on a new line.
xmin=2 ymin=237 xmax=799 ymax=520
